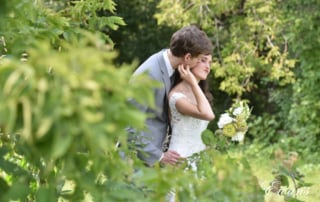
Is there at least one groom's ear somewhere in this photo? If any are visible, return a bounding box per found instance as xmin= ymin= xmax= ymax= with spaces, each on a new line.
xmin=183 ymin=53 xmax=192 ymax=64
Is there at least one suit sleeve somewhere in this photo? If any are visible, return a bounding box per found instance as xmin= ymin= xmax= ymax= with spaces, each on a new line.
xmin=127 ymin=51 xmax=168 ymax=166
xmin=127 ymin=88 xmax=164 ymax=166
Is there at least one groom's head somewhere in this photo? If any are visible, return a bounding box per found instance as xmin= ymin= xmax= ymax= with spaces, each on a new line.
xmin=169 ymin=25 xmax=213 ymax=58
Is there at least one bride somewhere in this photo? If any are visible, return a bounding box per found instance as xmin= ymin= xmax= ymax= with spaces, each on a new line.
xmin=165 ymin=54 xmax=214 ymax=202
xmin=168 ymin=54 xmax=215 ymax=162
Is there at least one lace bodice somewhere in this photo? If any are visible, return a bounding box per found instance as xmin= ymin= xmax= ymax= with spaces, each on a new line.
xmin=168 ymin=92 xmax=208 ymax=158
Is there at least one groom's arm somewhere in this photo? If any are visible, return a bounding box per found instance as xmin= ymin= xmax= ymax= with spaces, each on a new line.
xmin=126 ymin=96 xmax=165 ymax=166
xmin=129 ymin=129 xmax=181 ymax=166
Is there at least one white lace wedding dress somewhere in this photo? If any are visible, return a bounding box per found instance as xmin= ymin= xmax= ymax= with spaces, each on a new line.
xmin=166 ymin=92 xmax=209 ymax=202
xmin=168 ymin=92 xmax=208 ymax=160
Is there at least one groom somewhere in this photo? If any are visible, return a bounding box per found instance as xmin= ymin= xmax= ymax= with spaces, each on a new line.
xmin=129 ymin=25 xmax=213 ymax=167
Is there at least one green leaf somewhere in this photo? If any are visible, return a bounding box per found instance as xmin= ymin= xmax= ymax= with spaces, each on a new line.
xmin=2 ymin=180 xmax=30 ymax=201
xmin=0 ymin=177 xmax=9 ymax=194
xmin=277 ymin=174 xmax=289 ymax=187
xmin=0 ymin=146 xmax=9 ymax=157
xmin=201 ymin=129 xmax=215 ymax=146
xmin=36 ymin=187 xmax=57 ymax=202
xmin=51 ymin=133 xmax=73 ymax=159
xmin=0 ymin=158 xmax=30 ymax=177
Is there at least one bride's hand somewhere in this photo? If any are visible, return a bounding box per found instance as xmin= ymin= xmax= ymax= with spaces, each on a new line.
xmin=178 ymin=64 xmax=197 ymax=86
xmin=160 ymin=150 xmax=182 ymax=165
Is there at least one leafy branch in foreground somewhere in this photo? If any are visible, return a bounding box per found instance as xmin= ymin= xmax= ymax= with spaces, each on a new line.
xmin=268 ymin=149 xmax=312 ymax=201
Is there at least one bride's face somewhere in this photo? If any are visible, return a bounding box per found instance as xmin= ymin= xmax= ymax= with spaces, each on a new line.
xmin=190 ymin=54 xmax=212 ymax=80
xmin=187 ymin=56 xmax=200 ymax=68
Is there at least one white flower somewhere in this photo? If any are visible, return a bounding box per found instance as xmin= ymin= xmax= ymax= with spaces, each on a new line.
xmin=231 ymin=131 xmax=245 ymax=142
xmin=217 ymin=113 xmax=234 ymax=128
xmin=233 ymin=107 xmax=243 ymax=116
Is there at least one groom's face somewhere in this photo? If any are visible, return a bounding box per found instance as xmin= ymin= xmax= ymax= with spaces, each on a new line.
xmin=182 ymin=53 xmax=200 ymax=68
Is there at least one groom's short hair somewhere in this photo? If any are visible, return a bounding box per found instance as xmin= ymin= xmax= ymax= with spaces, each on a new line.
xmin=170 ymin=25 xmax=213 ymax=57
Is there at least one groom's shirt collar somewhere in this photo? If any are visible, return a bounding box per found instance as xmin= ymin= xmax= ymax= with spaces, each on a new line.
xmin=163 ymin=49 xmax=174 ymax=77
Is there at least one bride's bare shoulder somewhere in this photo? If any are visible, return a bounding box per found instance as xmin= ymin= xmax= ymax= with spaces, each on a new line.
xmin=169 ymin=85 xmax=183 ymax=97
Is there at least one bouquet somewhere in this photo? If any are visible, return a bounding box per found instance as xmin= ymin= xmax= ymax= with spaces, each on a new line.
xmin=217 ymin=100 xmax=251 ymax=142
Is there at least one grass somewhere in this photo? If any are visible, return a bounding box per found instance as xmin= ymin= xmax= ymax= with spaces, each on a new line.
xmin=246 ymin=147 xmax=320 ymax=202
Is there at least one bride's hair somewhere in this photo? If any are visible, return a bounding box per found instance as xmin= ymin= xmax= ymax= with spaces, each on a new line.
xmin=170 ymin=71 xmax=213 ymax=105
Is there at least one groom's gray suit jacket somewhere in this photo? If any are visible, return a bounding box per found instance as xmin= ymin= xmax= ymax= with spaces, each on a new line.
xmin=130 ymin=49 xmax=171 ymax=166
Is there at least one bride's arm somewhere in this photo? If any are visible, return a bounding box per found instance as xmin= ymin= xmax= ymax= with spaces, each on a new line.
xmin=175 ymin=65 xmax=215 ymax=121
